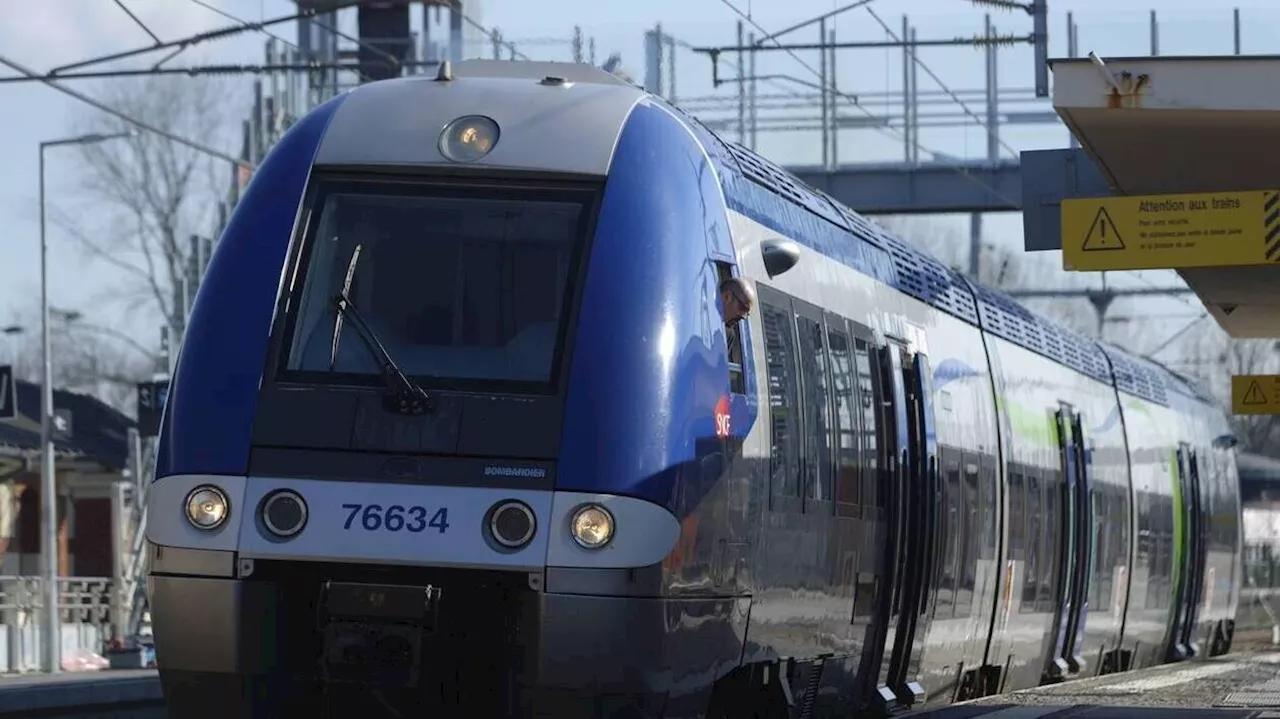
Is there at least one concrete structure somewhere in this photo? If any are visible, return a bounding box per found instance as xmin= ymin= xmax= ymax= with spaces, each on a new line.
xmin=1035 ymin=55 xmax=1280 ymax=339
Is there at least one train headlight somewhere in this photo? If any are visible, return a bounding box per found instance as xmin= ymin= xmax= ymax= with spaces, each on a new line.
xmin=439 ymin=115 xmax=499 ymax=163
xmin=184 ymin=485 xmax=229 ymax=531
xmin=569 ymin=504 xmax=614 ymax=550
xmin=261 ymin=490 xmax=308 ymax=538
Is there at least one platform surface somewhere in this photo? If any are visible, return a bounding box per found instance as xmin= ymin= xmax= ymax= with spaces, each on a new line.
xmin=0 ymin=669 xmax=160 ymax=714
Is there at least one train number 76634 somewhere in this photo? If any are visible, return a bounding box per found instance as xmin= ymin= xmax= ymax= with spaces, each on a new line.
xmin=341 ymin=503 xmax=450 ymax=534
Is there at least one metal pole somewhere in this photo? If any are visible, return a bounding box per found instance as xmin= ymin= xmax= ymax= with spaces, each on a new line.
xmin=35 ymin=130 xmax=132 ymax=673
xmin=38 ymin=141 xmax=59 ymax=674
xmin=748 ymin=31 xmax=758 ymax=150
xmin=909 ymin=26 xmax=918 ymax=164
xmin=1067 ymin=13 xmax=1078 ymax=150
xmin=1150 ymin=11 xmax=1159 ymax=56
xmin=1234 ymin=8 xmax=1241 ymax=55
xmin=110 ymin=480 xmax=126 ymax=640
xmin=736 ymin=20 xmax=745 ymax=144
xmin=901 ymin=15 xmax=910 ymax=163
xmin=828 ymin=26 xmax=837 ymax=169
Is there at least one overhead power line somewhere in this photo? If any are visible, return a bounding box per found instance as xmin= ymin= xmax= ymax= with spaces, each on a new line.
xmin=0 ymin=54 xmax=252 ymax=171
xmin=0 ymin=63 xmax=438 ymax=84
xmin=185 ymin=0 xmax=375 ymax=84
xmin=863 ymin=5 xmax=1020 ymax=158
xmin=44 ymin=4 xmax=354 ymax=76
xmin=706 ymin=0 xmax=1196 ymax=303
xmin=708 ymin=0 xmax=1020 ymax=208
xmin=113 ymin=0 xmax=161 ymax=45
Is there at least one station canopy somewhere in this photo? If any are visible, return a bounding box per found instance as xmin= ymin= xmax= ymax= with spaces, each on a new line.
xmin=1050 ymin=55 xmax=1280 ymax=339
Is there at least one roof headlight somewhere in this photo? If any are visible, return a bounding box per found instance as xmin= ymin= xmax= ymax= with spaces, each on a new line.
xmin=184 ymin=485 xmax=229 ymax=531
xmin=440 ymin=115 xmax=499 ymax=163
xmin=569 ymin=503 xmax=614 ymax=550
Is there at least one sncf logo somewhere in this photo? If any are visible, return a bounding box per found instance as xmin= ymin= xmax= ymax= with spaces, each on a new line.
xmin=715 ymin=396 xmax=731 ymax=438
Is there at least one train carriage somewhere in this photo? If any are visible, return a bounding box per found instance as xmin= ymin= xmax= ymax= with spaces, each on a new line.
xmin=146 ymin=60 xmax=1243 ymax=718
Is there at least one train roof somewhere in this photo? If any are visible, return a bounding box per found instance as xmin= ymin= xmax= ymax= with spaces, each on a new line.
xmin=313 ymin=60 xmax=645 ymax=176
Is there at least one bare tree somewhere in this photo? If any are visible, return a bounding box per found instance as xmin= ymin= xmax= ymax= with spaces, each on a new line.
xmin=49 ymin=74 xmax=238 ymax=354
xmin=3 ymin=311 xmax=155 ymax=417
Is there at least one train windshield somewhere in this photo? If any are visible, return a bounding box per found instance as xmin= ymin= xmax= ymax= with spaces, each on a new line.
xmin=283 ymin=178 xmax=592 ymax=392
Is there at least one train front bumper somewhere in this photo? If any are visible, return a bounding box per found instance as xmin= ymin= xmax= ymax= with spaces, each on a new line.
xmin=150 ymin=567 xmax=738 ymax=718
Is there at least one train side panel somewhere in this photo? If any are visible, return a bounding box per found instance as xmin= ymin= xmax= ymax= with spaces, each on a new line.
xmin=1114 ymin=395 xmax=1181 ymax=670
xmin=728 ymin=206 xmax=1002 ymax=711
xmin=1078 ymin=386 xmax=1135 ymax=677
xmin=912 ymin=311 xmax=1002 ymax=708
xmin=730 ymin=206 xmax=908 ymax=704
xmin=1191 ymin=399 xmax=1242 ymax=654
xmin=979 ymin=339 xmax=1126 ymax=691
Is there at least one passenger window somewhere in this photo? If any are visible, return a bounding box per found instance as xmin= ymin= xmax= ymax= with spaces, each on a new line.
xmin=796 ymin=314 xmax=832 ymax=505
xmin=828 ymin=325 xmax=860 ymax=515
xmin=1039 ymin=469 xmax=1059 ymax=612
xmin=715 ymin=261 xmax=747 ymax=395
xmin=853 ymin=338 xmax=881 ymax=510
xmin=760 ymin=299 xmax=802 ymax=508
xmin=957 ymin=459 xmax=979 ymax=619
xmin=1008 ymin=469 xmax=1026 ymax=563
xmin=1024 ymin=471 xmax=1042 ymax=609
xmin=939 ymin=451 xmax=962 ymax=619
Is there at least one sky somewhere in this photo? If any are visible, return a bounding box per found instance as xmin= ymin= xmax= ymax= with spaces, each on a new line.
xmin=1 ymin=0 xmax=1277 ymax=376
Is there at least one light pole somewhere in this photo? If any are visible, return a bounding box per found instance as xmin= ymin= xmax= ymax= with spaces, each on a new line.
xmin=38 ymin=130 xmax=132 ymax=673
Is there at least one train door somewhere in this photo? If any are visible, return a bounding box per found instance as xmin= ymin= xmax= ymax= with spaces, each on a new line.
xmin=1167 ymin=443 xmax=1206 ymax=660
xmin=1065 ymin=411 xmax=1093 ymax=671
xmin=1044 ymin=406 xmax=1092 ymax=681
xmin=863 ymin=342 xmax=940 ymax=712
xmin=1184 ymin=449 xmax=1207 ymax=657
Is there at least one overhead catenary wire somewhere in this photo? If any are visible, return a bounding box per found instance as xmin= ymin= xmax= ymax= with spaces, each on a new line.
xmin=462 ymin=15 xmax=532 ymax=61
xmin=711 ymin=0 xmax=1195 ymax=304
xmin=0 ymin=54 xmax=253 ymax=171
xmin=0 ymin=63 xmax=435 ymax=84
xmin=46 ymin=5 xmax=348 ymax=76
xmin=863 ymin=4 xmax=1020 ymax=159
xmin=711 ymin=0 xmax=1020 ymax=209
xmin=113 ymin=0 xmax=161 ymax=45
xmin=186 ymin=0 xmax=383 ymax=84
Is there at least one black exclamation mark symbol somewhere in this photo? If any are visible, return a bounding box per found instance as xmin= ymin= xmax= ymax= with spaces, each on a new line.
xmin=1100 ymin=217 xmax=1107 ymax=245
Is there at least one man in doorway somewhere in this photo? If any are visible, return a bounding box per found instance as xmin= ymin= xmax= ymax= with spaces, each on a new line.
xmin=720 ymin=277 xmax=756 ymax=326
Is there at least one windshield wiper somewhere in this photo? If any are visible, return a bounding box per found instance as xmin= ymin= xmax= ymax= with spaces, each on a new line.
xmin=326 ymin=244 xmax=431 ymax=415
xmin=331 ymin=294 xmax=432 ymax=415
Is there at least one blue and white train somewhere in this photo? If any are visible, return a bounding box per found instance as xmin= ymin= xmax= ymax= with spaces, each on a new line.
xmin=146 ymin=60 xmax=1243 ymax=718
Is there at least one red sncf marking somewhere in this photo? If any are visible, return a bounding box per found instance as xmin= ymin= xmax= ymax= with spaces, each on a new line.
xmin=714 ymin=396 xmax=732 ymax=438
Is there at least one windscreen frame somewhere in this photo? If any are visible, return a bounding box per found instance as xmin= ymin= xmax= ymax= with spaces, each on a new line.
xmin=263 ymin=170 xmax=604 ymax=397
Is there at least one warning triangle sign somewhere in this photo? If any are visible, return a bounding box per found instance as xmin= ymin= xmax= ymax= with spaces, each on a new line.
xmin=1081 ymin=206 xmax=1126 ymax=251
xmin=1243 ymin=380 xmax=1268 ymax=405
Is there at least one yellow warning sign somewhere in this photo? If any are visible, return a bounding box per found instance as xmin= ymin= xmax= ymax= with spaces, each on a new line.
xmin=1062 ymin=189 xmax=1280 ymax=271
xmin=1231 ymin=374 xmax=1280 ymax=416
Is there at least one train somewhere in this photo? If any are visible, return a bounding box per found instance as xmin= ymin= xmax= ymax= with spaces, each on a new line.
xmin=145 ymin=59 xmax=1243 ymax=718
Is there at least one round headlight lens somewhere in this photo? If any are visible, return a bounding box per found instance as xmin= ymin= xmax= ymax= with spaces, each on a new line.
xmin=569 ymin=504 xmax=614 ymax=549
xmin=489 ymin=501 xmax=537 ymax=549
xmin=184 ymin=486 xmax=229 ymax=530
xmin=261 ymin=490 xmax=308 ymax=538
xmin=439 ymin=115 xmax=500 ymax=163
